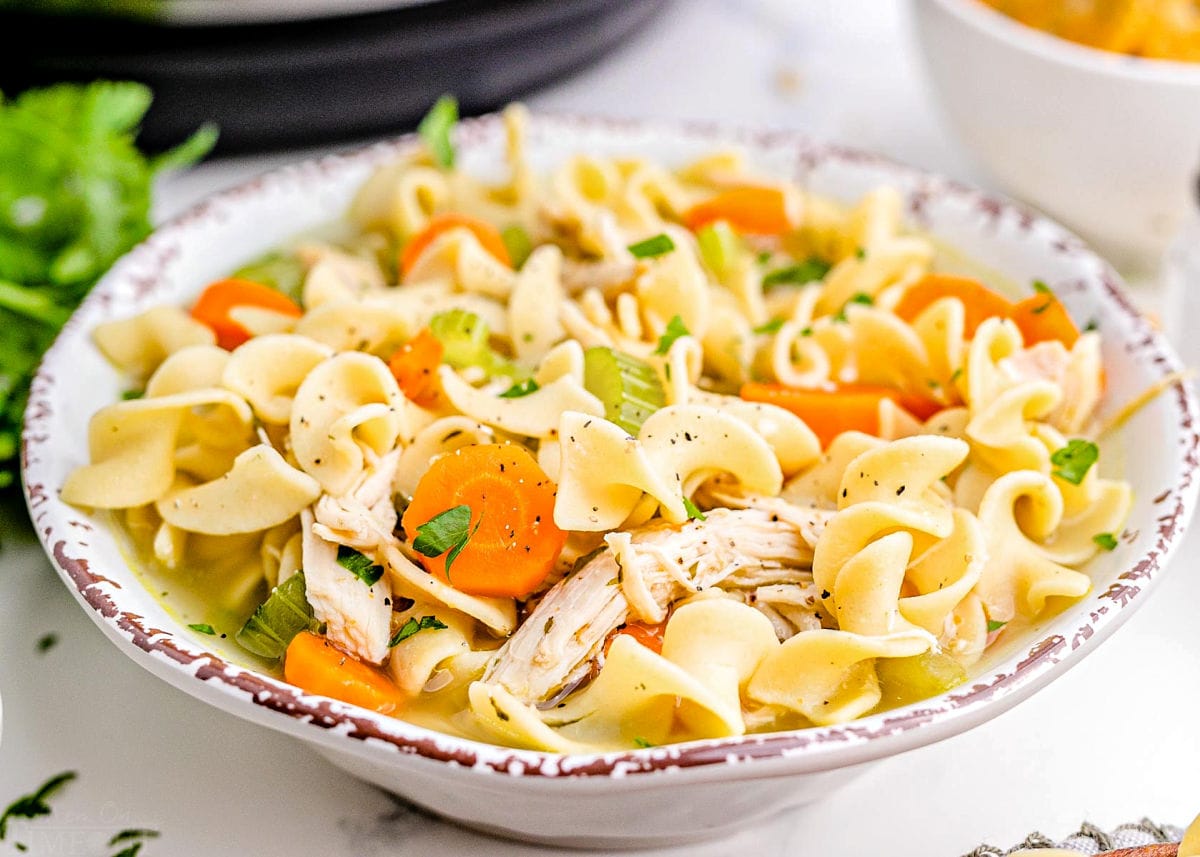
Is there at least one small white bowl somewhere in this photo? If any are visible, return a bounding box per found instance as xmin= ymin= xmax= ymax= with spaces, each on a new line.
xmin=22 ymin=113 xmax=1200 ymax=848
xmin=912 ymin=0 xmax=1200 ymax=273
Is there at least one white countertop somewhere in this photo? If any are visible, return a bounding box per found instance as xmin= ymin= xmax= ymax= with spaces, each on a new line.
xmin=2 ymin=2 xmax=1197 ymax=855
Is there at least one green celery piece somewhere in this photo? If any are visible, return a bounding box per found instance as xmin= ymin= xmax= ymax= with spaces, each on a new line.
xmin=232 ymin=251 xmax=307 ymax=302
xmin=235 ymin=572 xmax=321 ymax=659
xmin=501 ymin=225 xmax=533 ymax=270
xmin=583 ymin=346 xmax=665 ymax=436
xmin=695 ymin=221 xmax=742 ymax=278
xmin=874 ymin=651 xmax=967 ymax=709
xmin=428 ymin=308 xmax=492 ymax=369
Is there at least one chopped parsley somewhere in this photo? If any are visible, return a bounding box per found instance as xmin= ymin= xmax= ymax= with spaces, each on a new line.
xmin=336 ymin=546 xmax=385 ymax=587
xmin=855 ymin=246 xmax=866 ymax=260
xmin=500 ymin=224 xmax=533 ymax=269
xmin=683 ymin=496 xmax=707 ymax=521
xmin=412 ymin=504 xmax=480 ymax=580
xmin=633 ymin=737 xmax=654 ymax=748
xmin=187 ymin=623 xmax=216 ymax=635
xmin=752 ymin=317 xmax=785 ymax=335
xmin=762 ymin=258 xmax=831 ymax=288
xmin=121 ymin=389 xmax=144 ymax=401
xmin=1050 ymin=439 xmax=1099 ymax=485
xmin=35 ymin=633 xmax=57 ymax=654
xmin=418 ymin=94 xmax=458 ymax=168
xmin=498 ymin=378 xmax=539 ymax=398
xmin=986 ymin=619 xmax=1007 ymax=633
xmin=627 ymin=233 xmax=675 ymax=259
xmin=388 ymin=615 xmax=448 ymax=648
xmin=833 ymin=291 xmax=874 ymax=322
xmin=0 ymin=771 xmax=76 ymax=840
xmin=1084 ymin=319 xmax=1099 ymax=333
xmin=655 ymin=314 xmax=690 ymax=355
xmin=1032 ymin=279 xmax=1052 ymax=294
xmin=949 ymin=367 xmax=963 ymax=383
xmin=1093 ymin=532 xmax=1119 ymax=551
xmin=1031 ymin=279 xmax=1054 ymax=314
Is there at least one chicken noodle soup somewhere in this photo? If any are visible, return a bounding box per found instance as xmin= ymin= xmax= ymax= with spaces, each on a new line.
xmin=63 ymin=104 xmax=1131 ymax=752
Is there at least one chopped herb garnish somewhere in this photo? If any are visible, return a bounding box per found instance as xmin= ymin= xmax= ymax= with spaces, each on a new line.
xmin=986 ymin=619 xmax=1007 ymax=633
xmin=388 ymin=615 xmax=448 ymax=648
xmin=108 ymin=829 xmax=160 ymax=846
xmin=499 ymin=378 xmax=540 ymax=398
xmin=627 ymin=233 xmax=675 ymax=259
xmin=1033 ymin=279 xmax=1052 ymax=295
xmin=418 ymin=94 xmax=458 ymax=168
xmin=1084 ymin=319 xmax=1099 ymax=333
xmin=121 ymin=389 xmax=144 ymax=400
xmin=752 ymin=317 xmax=785 ymax=335
xmin=762 ymin=258 xmax=831 ymax=288
xmin=1093 ymin=532 xmax=1119 ymax=551
xmin=800 ymin=326 xmax=814 ymax=337
xmin=35 ymin=633 xmax=57 ymax=654
xmin=833 ymin=291 xmax=874 ymax=322
xmin=950 ymin=368 xmax=963 ymax=383
xmin=683 ymin=496 xmax=707 ymax=521
xmin=500 ymin=224 xmax=533 ymax=269
xmin=187 ymin=623 xmax=216 ymax=635
xmin=336 ymin=546 xmax=385 ymax=586
xmin=633 ymin=737 xmax=654 ymax=748
xmin=855 ymin=246 xmax=867 ymax=260
xmin=412 ymin=504 xmax=480 ymax=580
xmin=1050 ymin=439 xmax=1099 ymax=485
xmin=0 ymin=771 xmax=76 ymax=839
xmin=655 ymin=314 xmax=690 ymax=355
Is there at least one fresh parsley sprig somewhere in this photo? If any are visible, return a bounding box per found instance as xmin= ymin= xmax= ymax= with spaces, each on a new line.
xmin=1050 ymin=439 xmax=1099 ymax=485
xmin=655 ymin=314 xmax=690 ymax=355
xmin=388 ymin=615 xmax=448 ymax=648
xmin=336 ymin=546 xmax=385 ymax=586
xmin=412 ymin=505 xmax=480 ymax=580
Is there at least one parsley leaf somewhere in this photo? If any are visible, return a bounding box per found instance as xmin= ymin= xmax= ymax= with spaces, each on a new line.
xmin=655 ymin=314 xmax=690 ymax=355
xmin=633 ymin=736 xmax=654 ymax=748
xmin=986 ymin=619 xmax=1007 ymax=633
xmin=35 ymin=633 xmax=57 ymax=654
xmin=336 ymin=546 xmax=385 ymax=586
xmin=388 ymin=615 xmax=449 ymax=648
xmin=683 ymin=496 xmax=707 ymax=521
xmin=187 ymin=623 xmax=216 ymax=635
xmin=0 ymin=771 xmax=76 ymax=839
xmin=0 ymin=82 xmax=215 ymax=492
xmin=762 ymin=258 xmax=831 ymax=288
xmin=498 ymin=378 xmax=539 ymax=398
xmin=1051 ymin=439 xmax=1099 ymax=485
xmin=628 ymin=233 xmax=675 ymax=259
xmin=1093 ymin=532 xmax=1119 ymax=551
xmin=412 ymin=505 xmax=480 ymax=580
xmin=833 ymin=291 xmax=874 ymax=322
xmin=752 ymin=317 xmax=785 ymax=335
xmin=1032 ymin=279 xmax=1052 ymax=294
xmin=418 ymin=95 xmax=458 ymax=169
xmin=855 ymin=246 xmax=867 ymax=260
xmin=500 ymin=224 xmax=533 ymax=270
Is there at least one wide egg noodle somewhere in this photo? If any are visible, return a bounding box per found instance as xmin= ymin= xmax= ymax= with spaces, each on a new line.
xmin=507 ymin=244 xmax=566 ymax=366
xmin=221 ymin=334 xmax=334 ymax=424
xmin=92 ymin=305 xmax=216 ymax=379
xmin=437 ymin=365 xmax=602 ymax=440
xmin=385 ymin=601 xmax=475 ymax=696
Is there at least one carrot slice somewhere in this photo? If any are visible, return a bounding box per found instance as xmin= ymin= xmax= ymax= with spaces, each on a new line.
xmin=388 ymin=329 xmax=443 ymax=407
xmin=739 ymin=382 xmax=941 ymax=448
xmin=682 ymin=187 xmax=796 ymax=235
xmin=283 ymin=631 xmax=407 ymax=715
xmin=604 ymin=621 xmax=666 ymax=659
xmin=1010 ymin=293 xmax=1080 ymax=348
xmin=401 ymin=443 xmax=566 ymax=598
xmin=190 ymin=278 xmax=303 ymax=350
xmin=893 ymin=274 xmax=1015 ymax=338
xmin=400 ymin=213 xmax=512 ymax=278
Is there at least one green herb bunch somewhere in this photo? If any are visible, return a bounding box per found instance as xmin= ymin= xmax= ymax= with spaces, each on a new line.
xmin=0 ymin=81 xmax=216 ymax=490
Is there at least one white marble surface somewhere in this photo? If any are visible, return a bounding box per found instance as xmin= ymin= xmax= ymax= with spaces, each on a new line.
xmin=2 ymin=1 xmax=1197 ymax=855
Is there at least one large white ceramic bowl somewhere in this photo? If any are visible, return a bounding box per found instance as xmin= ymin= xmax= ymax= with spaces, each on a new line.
xmin=912 ymin=0 xmax=1200 ymax=273
xmin=22 ymin=113 xmax=1200 ymax=849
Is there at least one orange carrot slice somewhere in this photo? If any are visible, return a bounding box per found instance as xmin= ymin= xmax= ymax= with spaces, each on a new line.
xmin=190 ymin=278 xmax=303 ymax=350
xmin=739 ymin=382 xmax=941 ymax=448
xmin=1010 ymin=293 xmax=1081 ymax=348
xmin=401 ymin=443 xmax=565 ymax=598
xmin=400 ymin=213 xmax=511 ymax=278
xmin=283 ymin=631 xmax=407 ymax=715
xmin=388 ymin=329 xmax=443 ymax=407
xmin=604 ymin=621 xmax=667 ymax=659
xmin=682 ymin=187 xmax=796 ymax=235
xmin=893 ymin=274 xmax=1015 ymax=338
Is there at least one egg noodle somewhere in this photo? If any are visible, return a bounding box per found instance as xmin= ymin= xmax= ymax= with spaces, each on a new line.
xmin=62 ymin=106 xmax=1131 ymax=752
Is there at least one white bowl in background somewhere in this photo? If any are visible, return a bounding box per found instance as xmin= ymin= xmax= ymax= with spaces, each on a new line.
xmin=912 ymin=0 xmax=1200 ymax=274
xmin=22 ymin=113 xmax=1200 ymax=848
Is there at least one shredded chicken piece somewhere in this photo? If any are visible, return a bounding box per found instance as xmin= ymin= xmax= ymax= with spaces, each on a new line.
xmin=482 ymin=508 xmax=811 ymax=704
xmin=312 ymin=449 xmax=401 ymax=553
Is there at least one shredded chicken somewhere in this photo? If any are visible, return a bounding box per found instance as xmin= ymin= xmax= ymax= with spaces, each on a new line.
xmin=482 ymin=508 xmax=813 ymax=704
xmin=312 ymin=449 xmax=402 ymax=553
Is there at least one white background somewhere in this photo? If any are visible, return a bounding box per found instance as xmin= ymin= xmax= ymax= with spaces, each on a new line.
xmin=2 ymin=1 xmax=1197 ymax=855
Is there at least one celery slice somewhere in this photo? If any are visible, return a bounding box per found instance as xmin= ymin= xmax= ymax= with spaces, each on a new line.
xmin=583 ymin=346 xmax=665 ymax=436
xmin=232 ymin=251 xmax=306 ymax=302
xmin=428 ymin=309 xmax=493 ymax=370
xmin=235 ymin=572 xmax=321 ymax=660
xmin=696 ymin=221 xmax=743 ymax=278
xmin=874 ymin=650 xmax=967 ymax=709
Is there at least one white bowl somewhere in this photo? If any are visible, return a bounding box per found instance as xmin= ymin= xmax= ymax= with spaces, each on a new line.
xmin=22 ymin=113 xmax=1200 ymax=849
xmin=912 ymin=0 xmax=1200 ymax=273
